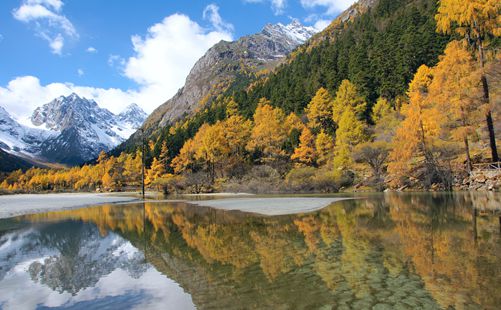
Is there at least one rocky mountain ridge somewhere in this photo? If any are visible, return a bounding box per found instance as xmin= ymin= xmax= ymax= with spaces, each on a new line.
xmin=141 ymin=20 xmax=317 ymax=131
xmin=0 ymin=94 xmax=147 ymax=166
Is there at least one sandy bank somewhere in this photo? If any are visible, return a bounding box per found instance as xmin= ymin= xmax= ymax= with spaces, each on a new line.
xmin=189 ymin=197 xmax=351 ymax=216
xmin=0 ymin=193 xmax=139 ymax=219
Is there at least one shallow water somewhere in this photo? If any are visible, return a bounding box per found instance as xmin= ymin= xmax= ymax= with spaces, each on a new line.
xmin=0 ymin=192 xmax=500 ymax=309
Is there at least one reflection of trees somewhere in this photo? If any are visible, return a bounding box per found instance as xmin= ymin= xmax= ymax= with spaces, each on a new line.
xmin=20 ymin=193 xmax=501 ymax=309
xmin=385 ymin=193 xmax=501 ymax=309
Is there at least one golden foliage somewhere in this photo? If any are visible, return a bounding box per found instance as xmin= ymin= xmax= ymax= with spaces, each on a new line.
xmin=291 ymin=127 xmax=317 ymax=166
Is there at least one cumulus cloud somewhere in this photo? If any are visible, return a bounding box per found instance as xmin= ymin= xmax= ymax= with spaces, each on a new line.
xmin=122 ymin=13 xmax=232 ymax=112
xmin=86 ymin=46 xmax=97 ymax=53
xmin=1 ymin=10 xmax=233 ymax=119
xmin=300 ymin=0 xmax=356 ymax=15
xmin=12 ymin=0 xmax=77 ymax=55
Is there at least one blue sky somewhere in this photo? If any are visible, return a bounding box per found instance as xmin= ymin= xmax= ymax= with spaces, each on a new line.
xmin=0 ymin=0 xmax=355 ymax=120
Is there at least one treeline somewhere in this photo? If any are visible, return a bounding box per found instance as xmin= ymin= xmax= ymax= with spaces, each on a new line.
xmin=1 ymin=151 xmax=143 ymax=192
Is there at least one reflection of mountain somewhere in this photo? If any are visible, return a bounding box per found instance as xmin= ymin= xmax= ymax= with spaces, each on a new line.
xmin=0 ymin=221 xmax=147 ymax=295
xmin=18 ymin=193 xmax=501 ymax=309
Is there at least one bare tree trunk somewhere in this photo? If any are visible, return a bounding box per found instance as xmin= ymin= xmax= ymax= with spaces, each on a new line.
xmin=460 ymin=108 xmax=473 ymax=173
xmin=464 ymin=134 xmax=473 ymax=173
xmin=478 ymin=38 xmax=499 ymax=161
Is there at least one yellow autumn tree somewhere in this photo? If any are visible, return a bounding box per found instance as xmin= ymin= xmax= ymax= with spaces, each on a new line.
xmin=285 ymin=112 xmax=304 ymax=135
xmin=333 ymin=107 xmax=368 ymax=171
xmin=305 ymin=87 xmax=335 ymax=133
xmin=387 ymin=65 xmax=445 ymax=187
xmin=146 ymin=157 xmax=166 ymax=186
xmin=372 ymin=97 xmax=393 ymax=123
xmin=246 ymin=99 xmax=288 ymax=163
xmin=194 ymin=122 xmax=230 ymax=181
xmin=171 ymin=138 xmax=196 ymax=174
xmin=429 ymin=40 xmax=481 ymax=172
xmin=332 ymin=80 xmax=367 ymax=123
xmin=315 ymin=130 xmax=335 ymax=166
xmin=159 ymin=140 xmax=169 ymax=167
xmin=222 ymin=115 xmax=252 ymax=173
xmin=291 ymin=127 xmax=317 ymax=166
xmin=436 ymin=0 xmax=500 ymax=161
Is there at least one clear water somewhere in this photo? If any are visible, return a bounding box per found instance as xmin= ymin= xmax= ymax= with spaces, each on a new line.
xmin=0 ymin=192 xmax=500 ymax=309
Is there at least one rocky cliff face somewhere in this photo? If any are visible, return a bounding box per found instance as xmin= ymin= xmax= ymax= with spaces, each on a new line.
xmin=143 ymin=20 xmax=317 ymax=130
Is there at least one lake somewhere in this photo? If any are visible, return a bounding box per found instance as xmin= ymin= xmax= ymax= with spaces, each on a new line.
xmin=0 ymin=192 xmax=500 ymax=309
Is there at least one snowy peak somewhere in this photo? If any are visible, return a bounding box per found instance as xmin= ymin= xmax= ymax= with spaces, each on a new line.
xmin=31 ymin=93 xmax=114 ymax=131
xmin=118 ymin=103 xmax=147 ymax=128
xmin=1 ymin=94 xmax=148 ymax=165
xmin=262 ymin=20 xmax=317 ymax=46
xmin=0 ymin=105 xmax=52 ymax=156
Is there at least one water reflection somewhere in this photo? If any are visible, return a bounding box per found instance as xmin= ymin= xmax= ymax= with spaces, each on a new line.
xmin=0 ymin=192 xmax=500 ymax=309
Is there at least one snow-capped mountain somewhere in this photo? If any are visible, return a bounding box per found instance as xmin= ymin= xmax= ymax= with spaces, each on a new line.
xmin=117 ymin=103 xmax=148 ymax=128
xmin=261 ymin=20 xmax=317 ymax=53
xmin=0 ymin=94 xmax=147 ymax=166
xmin=0 ymin=106 xmax=54 ymax=156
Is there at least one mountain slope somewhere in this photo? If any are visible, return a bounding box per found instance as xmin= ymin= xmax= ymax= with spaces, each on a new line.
xmin=231 ymin=0 xmax=449 ymax=117
xmin=141 ymin=20 xmax=317 ymax=131
xmin=0 ymin=149 xmax=35 ymax=172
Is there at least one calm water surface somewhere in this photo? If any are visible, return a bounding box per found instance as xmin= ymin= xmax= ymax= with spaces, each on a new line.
xmin=0 ymin=192 xmax=500 ymax=309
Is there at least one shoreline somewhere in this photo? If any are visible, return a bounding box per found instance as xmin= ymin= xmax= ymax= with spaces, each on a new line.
xmin=0 ymin=193 xmax=139 ymax=219
xmin=0 ymin=192 xmax=353 ymax=219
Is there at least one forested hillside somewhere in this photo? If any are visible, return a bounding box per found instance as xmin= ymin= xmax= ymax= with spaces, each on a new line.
xmin=2 ymin=0 xmax=499 ymax=193
xmin=232 ymin=0 xmax=450 ymax=117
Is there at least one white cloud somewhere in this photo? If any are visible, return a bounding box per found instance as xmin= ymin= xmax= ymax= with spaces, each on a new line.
xmin=300 ymin=0 xmax=356 ymax=15
xmin=47 ymin=33 xmax=63 ymax=54
xmin=243 ymin=0 xmax=287 ymax=15
xmin=1 ymin=10 xmax=233 ymax=119
xmin=86 ymin=46 xmax=97 ymax=53
xmin=26 ymin=0 xmax=64 ymax=11
xmin=203 ymin=4 xmax=234 ymax=33
xmin=77 ymin=68 xmax=84 ymax=76
xmin=12 ymin=0 xmax=77 ymax=55
xmin=122 ymin=13 xmax=232 ymax=112
xmin=313 ymin=19 xmax=330 ymax=31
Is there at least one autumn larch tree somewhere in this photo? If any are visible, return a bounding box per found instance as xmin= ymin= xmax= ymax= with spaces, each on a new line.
xmin=332 ymin=80 xmax=367 ymax=123
xmin=246 ymin=99 xmax=288 ymax=164
xmin=305 ymin=87 xmax=336 ymax=134
xmin=315 ymin=130 xmax=335 ymax=166
xmin=333 ymin=107 xmax=368 ymax=172
xmin=436 ymin=0 xmax=500 ymax=161
xmin=388 ymin=65 xmax=447 ymax=189
xmin=146 ymin=157 xmax=166 ymax=187
xmin=430 ymin=40 xmax=481 ymax=172
xmin=291 ymin=127 xmax=317 ymax=167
